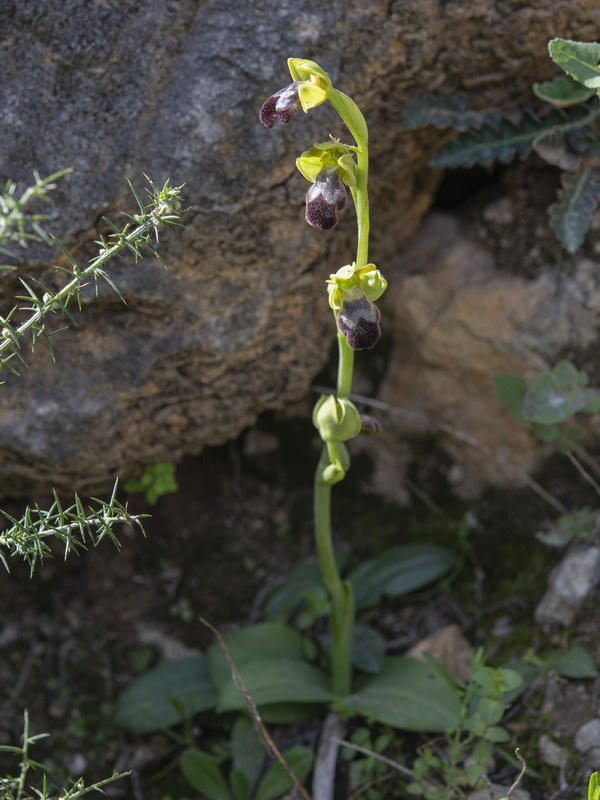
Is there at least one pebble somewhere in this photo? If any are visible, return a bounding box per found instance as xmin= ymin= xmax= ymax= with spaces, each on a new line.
xmin=575 ymin=718 xmax=600 ymax=754
xmin=534 ymin=546 xmax=600 ymax=626
xmin=539 ymin=734 xmax=569 ymax=767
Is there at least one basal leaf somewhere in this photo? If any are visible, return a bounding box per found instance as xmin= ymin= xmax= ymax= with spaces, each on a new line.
xmin=254 ymin=746 xmax=314 ymax=800
xmin=549 ymin=169 xmax=597 ymax=253
xmin=216 ymin=658 xmax=333 ymax=713
xmin=549 ymin=38 xmax=600 ymax=89
xmin=207 ymin=623 xmax=306 ymax=691
xmin=351 ymin=623 xmax=387 ymax=674
xmin=348 ymin=544 xmax=456 ymax=610
xmin=114 ymin=656 xmax=216 ymax=733
xmin=180 ymin=747 xmax=231 ymax=800
xmin=264 ymin=553 xmax=346 ymax=622
xmin=231 ymin=717 xmax=265 ymax=790
xmin=402 ymin=92 xmax=489 ymax=131
xmin=533 ymin=73 xmax=596 ymax=106
xmin=341 ymin=656 xmax=460 ymax=732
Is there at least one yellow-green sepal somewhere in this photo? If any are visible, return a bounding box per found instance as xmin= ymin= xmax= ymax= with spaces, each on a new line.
xmin=288 ymin=58 xmax=332 ymax=87
xmin=287 ymin=58 xmax=332 ymax=111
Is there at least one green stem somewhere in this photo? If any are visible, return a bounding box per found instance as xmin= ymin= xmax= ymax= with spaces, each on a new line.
xmin=336 ymin=332 xmax=355 ymax=399
xmin=311 ymin=83 xmax=371 ymax=697
xmin=314 ymin=446 xmax=354 ymax=695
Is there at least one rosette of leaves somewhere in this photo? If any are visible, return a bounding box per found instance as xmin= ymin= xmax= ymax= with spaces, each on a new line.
xmin=402 ymin=38 xmax=600 ymax=254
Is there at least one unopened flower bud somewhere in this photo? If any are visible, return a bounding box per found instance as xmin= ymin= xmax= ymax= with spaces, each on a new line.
xmin=305 ymin=168 xmax=347 ymax=230
xmin=337 ymin=287 xmax=382 ymax=350
xmin=313 ymin=395 xmax=362 ymax=442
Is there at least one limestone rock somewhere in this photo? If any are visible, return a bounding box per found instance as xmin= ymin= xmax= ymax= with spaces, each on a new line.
xmin=355 ymin=212 xmax=600 ymax=501
xmin=535 ymin=546 xmax=600 ymax=627
xmin=1 ymin=1 xmax=599 ymax=493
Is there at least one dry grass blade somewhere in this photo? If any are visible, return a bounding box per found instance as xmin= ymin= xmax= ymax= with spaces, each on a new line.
xmin=199 ymin=617 xmax=312 ymax=800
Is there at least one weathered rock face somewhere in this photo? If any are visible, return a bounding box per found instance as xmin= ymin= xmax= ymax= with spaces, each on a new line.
xmin=1 ymin=0 xmax=599 ymax=494
xmin=355 ymin=208 xmax=600 ymax=502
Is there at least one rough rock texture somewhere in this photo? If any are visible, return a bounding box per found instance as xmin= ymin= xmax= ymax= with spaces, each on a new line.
xmin=1 ymin=0 xmax=600 ymax=494
xmin=355 ymin=208 xmax=600 ymax=501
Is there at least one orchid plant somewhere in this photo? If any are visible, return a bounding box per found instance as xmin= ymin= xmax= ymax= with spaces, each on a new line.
xmin=260 ymin=58 xmax=387 ymax=696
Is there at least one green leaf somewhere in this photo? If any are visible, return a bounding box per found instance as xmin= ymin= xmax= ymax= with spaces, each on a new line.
xmin=522 ymin=361 xmax=591 ymax=424
xmin=348 ymin=544 xmax=456 ymax=610
xmin=531 ymin=421 xmax=559 ymax=442
xmin=549 ymin=38 xmax=600 ymax=89
xmin=483 ymin=725 xmax=511 ymax=743
xmin=216 ymin=659 xmax=333 ymax=713
xmin=402 ymin=92 xmax=489 ymax=131
xmin=254 ymin=746 xmax=314 ymax=800
xmin=582 ymin=390 xmax=600 ymax=414
xmin=533 ymin=73 xmax=596 ymax=106
xmin=230 ymin=717 xmax=265 ymax=790
xmin=114 ymin=656 xmax=216 ymax=733
xmin=478 ymin=697 xmax=505 ymax=726
xmin=543 ymin=645 xmax=598 ymax=679
xmin=494 ymin=373 xmax=528 ymax=421
xmin=549 ymin=169 xmax=597 ymax=254
xmin=351 ymin=623 xmax=386 ymax=674
xmin=264 ymin=554 xmax=346 ymax=623
xmin=466 ymin=761 xmax=487 ymax=787
xmin=250 ymin=702 xmax=325 ymax=724
xmin=180 ymin=747 xmax=231 ymax=800
xmin=207 ymin=623 xmax=306 ymax=691
xmin=230 ymin=770 xmax=250 ymax=800
xmin=341 ymin=656 xmax=460 ymax=732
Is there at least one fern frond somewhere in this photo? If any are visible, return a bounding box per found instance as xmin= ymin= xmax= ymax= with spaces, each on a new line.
xmin=430 ymin=106 xmax=595 ymax=169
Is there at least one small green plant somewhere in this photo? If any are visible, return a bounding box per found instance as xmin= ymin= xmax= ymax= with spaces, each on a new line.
xmin=403 ymin=38 xmax=600 ymax=253
xmin=404 ymin=650 xmax=524 ymax=800
xmin=0 ymin=711 xmax=127 ymax=799
xmin=339 ymin=725 xmax=405 ymax=800
xmin=495 ymin=360 xmax=600 ymax=544
xmin=124 ymin=462 xmax=179 ymax=505
xmin=589 ymin=772 xmax=600 ymax=800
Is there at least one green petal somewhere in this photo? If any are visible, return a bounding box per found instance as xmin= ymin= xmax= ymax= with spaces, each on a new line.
xmin=298 ymin=82 xmax=329 ymax=112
